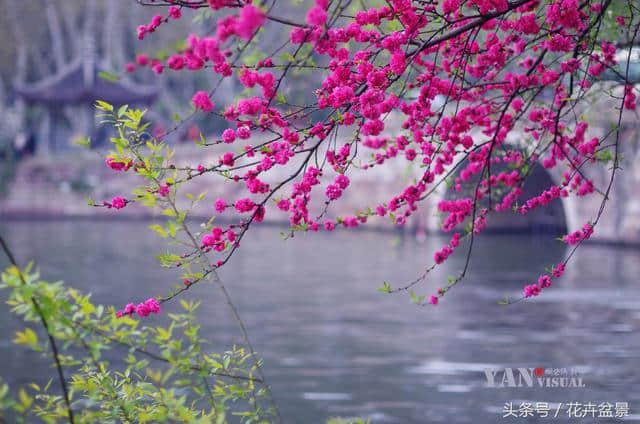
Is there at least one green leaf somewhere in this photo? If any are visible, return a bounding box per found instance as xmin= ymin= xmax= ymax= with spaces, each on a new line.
xmin=117 ymin=104 xmax=129 ymax=118
xmin=95 ymin=100 xmax=113 ymax=112
xmin=14 ymin=328 xmax=38 ymax=349
xmin=18 ymin=389 xmax=32 ymax=409
xmin=280 ymin=52 xmax=295 ymax=63
xmin=409 ymin=290 xmax=425 ymax=304
xmin=73 ymin=136 xmax=91 ymax=148
xmin=167 ymin=221 xmax=177 ymax=238
xmin=98 ymin=71 xmax=120 ymax=82
xmin=377 ymin=282 xmax=392 ymax=293
xmin=149 ymin=224 xmax=168 ymax=238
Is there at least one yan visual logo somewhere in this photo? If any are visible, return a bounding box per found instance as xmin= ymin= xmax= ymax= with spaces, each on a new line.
xmin=484 ymin=367 xmax=586 ymax=388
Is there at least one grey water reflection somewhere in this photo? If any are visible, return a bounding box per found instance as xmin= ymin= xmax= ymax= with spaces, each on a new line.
xmin=1 ymin=220 xmax=639 ymax=423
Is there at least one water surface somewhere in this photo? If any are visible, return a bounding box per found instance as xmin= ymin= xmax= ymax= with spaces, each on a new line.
xmin=1 ymin=220 xmax=639 ymax=423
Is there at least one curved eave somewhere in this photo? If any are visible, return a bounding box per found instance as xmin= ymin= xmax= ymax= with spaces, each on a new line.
xmin=14 ymin=60 xmax=159 ymax=106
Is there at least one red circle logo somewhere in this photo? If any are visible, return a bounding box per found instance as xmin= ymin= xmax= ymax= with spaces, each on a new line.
xmin=534 ymin=367 xmax=545 ymax=377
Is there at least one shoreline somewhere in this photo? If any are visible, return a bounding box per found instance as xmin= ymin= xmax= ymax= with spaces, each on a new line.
xmin=2 ymin=212 xmax=635 ymax=249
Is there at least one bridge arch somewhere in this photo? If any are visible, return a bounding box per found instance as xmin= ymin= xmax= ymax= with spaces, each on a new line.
xmin=425 ymin=160 xmax=575 ymax=236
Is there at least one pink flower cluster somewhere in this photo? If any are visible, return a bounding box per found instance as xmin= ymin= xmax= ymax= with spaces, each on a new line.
xmin=239 ymin=68 xmax=276 ymax=98
xmin=519 ymin=186 xmax=568 ymax=214
xmin=109 ymin=196 xmax=127 ymax=210
xmin=137 ymin=15 xmax=164 ymax=40
xmin=306 ymin=0 xmax=328 ymax=27
xmin=116 ymin=298 xmax=161 ymax=318
xmin=563 ymin=222 xmax=594 ymax=245
xmin=325 ymin=174 xmax=350 ymax=200
xmin=202 ymin=226 xmax=235 ymax=252
xmin=215 ymin=198 xmax=227 ymax=213
xmin=234 ymin=198 xmax=256 ymax=213
xmin=157 ymin=184 xmax=170 ymax=197
xmin=216 ymin=4 xmax=265 ymax=41
xmin=624 ymin=85 xmax=637 ymax=111
xmin=438 ymin=199 xmax=473 ymax=232
xmin=192 ymin=91 xmax=214 ymax=112
xmin=105 ymin=157 xmax=131 ymax=172
xmin=433 ymin=233 xmax=460 ymax=264
xmin=523 ymin=264 xmax=565 ymax=298
xmin=115 ymin=0 xmax=638 ymax=314
xmin=135 ymin=4 xmax=183 ymax=41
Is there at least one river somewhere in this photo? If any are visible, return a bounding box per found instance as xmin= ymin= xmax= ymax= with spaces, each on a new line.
xmin=1 ymin=220 xmax=639 ymax=423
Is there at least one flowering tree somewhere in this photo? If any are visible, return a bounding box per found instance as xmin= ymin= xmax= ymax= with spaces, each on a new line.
xmin=111 ymin=0 xmax=639 ymax=304
xmin=1 ymin=0 xmax=640 ymax=422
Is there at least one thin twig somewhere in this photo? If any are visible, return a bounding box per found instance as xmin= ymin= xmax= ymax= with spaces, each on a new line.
xmin=0 ymin=234 xmax=75 ymax=424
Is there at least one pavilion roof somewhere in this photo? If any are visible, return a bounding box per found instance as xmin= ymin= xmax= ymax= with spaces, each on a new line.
xmin=15 ymin=59 xmax=158 ymax=106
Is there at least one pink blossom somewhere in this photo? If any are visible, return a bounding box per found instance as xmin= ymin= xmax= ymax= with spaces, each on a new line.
xmin=117 ymin=299 xmax=159 ymax=318
xmin=325 ymin=184 xmax=342 ymax=200
xmin=149 ymin=15 xmax=163 ymax=31
xmin=335 ymin=174 xmax=350 ymax=189
xmin=168 ymin=55 xmax=185 ymax=71
xmin=136 ymin=54 xmax=149 ymax=66
xmin=168 ymin=6 xmax=182 ymax=19
xmin=524 ymin=284 xmax=541 ymax=298
xmin=236 ymin=5 xmax=265 ymax=39
xmin=290 ymin=27 xmax=308 ymax=44
xmin=222 ymin=128 xmax=236 ymax=143
xmin=552 ymin=263 xmax=565 ymax=278
xmin=207 ymin=0 xmax=226 ymax=10
xmin=563 ymin=222 xmax=594 ymax=245
xmin=307 ymin=5 xmax=327 ymax=27
xmin=237 ymin=97 xmax=263 ymax=115
xmin=158 ymin=184 xmax=170 ymax=197
xmin=277 ymin=198 xmax=291 ymax=211
xmin=624 ymin=85 xmax=637 ymax=110
xmin=215 ymin=198 xmax=227 ymax=213
xmin=136 ymin=303 xmax=150 ymax=317
xmin=137 ymin=25 xmax=147 ymax=40
xmin=255 ymin=205 xmax=265 ymax=222
xmin=192 ymin=91 xmax=214 ymax=112
xmin=221 ymin=152 xmax=235 ymax=166
xmin=234 ymin=198 xmax=255 ymax=213
xmin=136 ymin=298 xmax=161 ymax=317
xmin=145 ymin=298 xmax=161 ymax=314
xmin=237 ymin=126 xmax=251 ymax=139
xmin=105 ymin=157 xmax=131 ymax=172
xmin=111 ymin=196 xmax=127 ymax=210
xmin=442 ymin=0 xmax=461 ymax=14
xmin=152 ymin=63 xmax=164 ymax=74
xmin=390 ymin=52 xmax=406 ymax=74
xmin=515 ymin=13 xmax=540 ymax=35
xmin=538 ymin=275 xmax=552 ymax=288
xmin=202 ymin=233 xmax=216 ymax=247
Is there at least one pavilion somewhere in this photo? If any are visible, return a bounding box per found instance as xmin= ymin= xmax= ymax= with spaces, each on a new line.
xmin=14 ymin=57 xmax=158 ymax=154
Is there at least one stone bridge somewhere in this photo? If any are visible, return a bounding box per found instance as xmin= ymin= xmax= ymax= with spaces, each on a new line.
xmin=3 ymin=86 xmax=640 ymax=245
xmin=342 ymin=83 xmax=640 ymax=245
